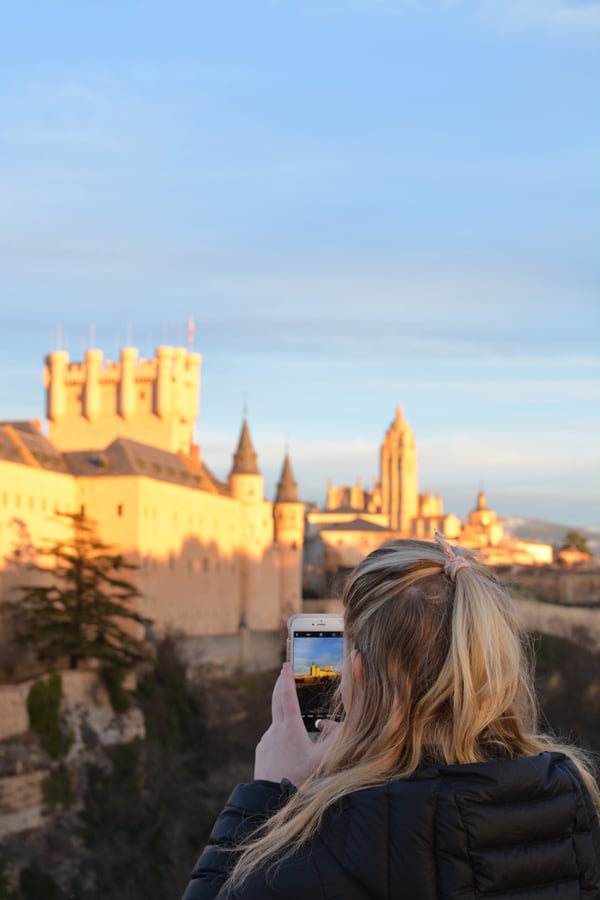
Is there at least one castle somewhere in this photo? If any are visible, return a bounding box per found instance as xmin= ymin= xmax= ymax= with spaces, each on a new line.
xmin=0 ymin=348 xmax=556 ymax=665
xmin=0 ymin=344 xmax=304 ymax=670
xmin=304 ymin=406 xmax=553 ymax=594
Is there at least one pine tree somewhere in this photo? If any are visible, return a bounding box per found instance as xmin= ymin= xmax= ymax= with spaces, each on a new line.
xmin=11 ymin=511 xmax=151 ymax=671
xmin=560 ymin=530 xmax=591 ymax=555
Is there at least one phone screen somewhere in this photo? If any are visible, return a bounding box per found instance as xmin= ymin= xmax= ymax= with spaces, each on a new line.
xmin=292 ymin=629 xmax=345 ymax=732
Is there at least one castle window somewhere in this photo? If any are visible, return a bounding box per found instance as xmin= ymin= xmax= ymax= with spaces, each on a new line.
xmin=42 ymin=498 xmax=47 ymax=511
xmin=169 ymin=553 xmax=175 ymax=571
xmin=173 ymin=511 xmax=178 ymax=524
xmin=117 ymin=504 xmax=124 ymax=517
xmin=202 ymin=557 xmax=209 ymax=573
xmin=15 ymin=494 xmax=21 ymax=509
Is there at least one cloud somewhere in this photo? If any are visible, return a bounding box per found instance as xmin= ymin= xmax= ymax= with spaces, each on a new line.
xmin=299 ymin=0 xmax=600 ymax=29
xmin=464 ymin=0 xmax=600 ymax=30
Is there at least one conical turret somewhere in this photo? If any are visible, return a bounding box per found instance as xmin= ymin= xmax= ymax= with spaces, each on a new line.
xmin=275 ymin=452 xmax=299 ymax=503
xmin=229 ymin=418 xmax=260 ymax=476
xmin=228 ymin=417 xmax=264 ymax=502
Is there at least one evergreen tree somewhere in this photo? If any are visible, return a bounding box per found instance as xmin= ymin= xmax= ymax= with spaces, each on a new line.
xmin=11 ymin=511 xmax=151 ymax=671
xmin=560 ymin=530 xmax=591 ymax=555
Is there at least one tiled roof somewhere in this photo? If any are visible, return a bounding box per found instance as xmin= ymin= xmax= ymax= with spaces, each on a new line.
xmin=0 ymin=422 xmax=231 ymax=497
xmin=0 ymin=422 xmax=70 ymax=473
xmin=64 ymin=437 xmax=229 ymax=495
xmin=320 ymin=518 xmax=389 ymax=533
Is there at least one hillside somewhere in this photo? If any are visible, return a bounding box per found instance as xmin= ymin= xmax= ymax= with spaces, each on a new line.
xmin=500 ymin=516 xmax=600 ymax=557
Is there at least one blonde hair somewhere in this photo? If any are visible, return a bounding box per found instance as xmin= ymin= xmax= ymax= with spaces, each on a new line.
xmin=229 ymin=538 xmax=600 ymax=889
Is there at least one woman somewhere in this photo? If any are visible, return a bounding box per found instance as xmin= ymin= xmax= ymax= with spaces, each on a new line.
xmin=182 ymin=534 xmax=600 ymax=899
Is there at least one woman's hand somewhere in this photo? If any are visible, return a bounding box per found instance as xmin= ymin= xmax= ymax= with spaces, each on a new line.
xmin=253 ymin=662 xmax=341 ymax=787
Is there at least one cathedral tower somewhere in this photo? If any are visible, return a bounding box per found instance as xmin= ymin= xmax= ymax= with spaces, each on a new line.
xmin=380 ymin=406 xmax=418 ymax=531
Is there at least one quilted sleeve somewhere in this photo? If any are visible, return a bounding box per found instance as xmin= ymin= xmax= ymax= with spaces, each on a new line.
xmin=180 ymin=780 xmax=288 ymax=900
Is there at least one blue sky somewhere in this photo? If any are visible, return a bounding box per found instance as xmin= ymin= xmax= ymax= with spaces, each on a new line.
xmin=1 ymin=0 xmax=598 ymax=526
xmin=293 ymin=635 xmax=345 ymax=676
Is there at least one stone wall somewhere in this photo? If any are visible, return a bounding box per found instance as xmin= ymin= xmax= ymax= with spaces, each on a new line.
xmin=302 ymin=595 xmax=600 ymax=650
xmin=0 ymin=681 xmax=30 ymax=742
xmin=178 ymin=628 xmax=285 ymax=681
xmin=509 ymin=567 xmax=600 ymax=606
xmin=516 ymin=597 xmax=600 ymax=650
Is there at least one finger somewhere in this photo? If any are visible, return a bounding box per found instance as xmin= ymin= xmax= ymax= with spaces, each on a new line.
xmin=278 ymin=661 xmax=303 ymax=723
xmin=315 ymin=718 xmax=342 ymax=741
xmin=271 ymin=667 xmax=286 ymax=723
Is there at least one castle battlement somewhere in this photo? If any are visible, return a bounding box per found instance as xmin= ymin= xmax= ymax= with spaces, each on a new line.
xmin=44 ymin=345 xmax=202 ymax=455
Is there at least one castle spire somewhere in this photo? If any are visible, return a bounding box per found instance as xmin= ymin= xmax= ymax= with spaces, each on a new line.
xmin=230 ymin=418 xmax=260 ymax=475
xmin=275 ymin=452 xmax=299 ymax=503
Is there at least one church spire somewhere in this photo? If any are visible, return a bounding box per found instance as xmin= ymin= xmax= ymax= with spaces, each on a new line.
xmin=229 ymin=418 xmax=260 ymax=475
xmin=275 ymin=452 xmax=299 ymax=503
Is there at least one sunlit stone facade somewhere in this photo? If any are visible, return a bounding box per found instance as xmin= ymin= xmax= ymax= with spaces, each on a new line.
xmin=0 ymin=345 xmax=304 ymax=648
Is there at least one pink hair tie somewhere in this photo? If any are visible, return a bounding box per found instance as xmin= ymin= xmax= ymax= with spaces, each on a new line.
xmin=434 ymin=531 xmax=472 ymax=582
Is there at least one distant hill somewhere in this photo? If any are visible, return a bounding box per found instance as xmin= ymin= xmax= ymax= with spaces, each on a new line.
xmin=499 ymin=516 xmax=600 ymax=557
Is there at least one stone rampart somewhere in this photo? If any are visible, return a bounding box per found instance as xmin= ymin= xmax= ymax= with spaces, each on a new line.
xmin=179 ymin=628 xmax=285 ymax=680
xmin=508 ymin=567 xmax=600 ymax=606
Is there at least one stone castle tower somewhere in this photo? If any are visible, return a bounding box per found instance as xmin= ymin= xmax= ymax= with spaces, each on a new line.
xmin=45 ymin=345 xmax=202 ymax=454
xmin=273 ymin=452 xmax=305 ymax=620
xmin=226 ymin=421 xmax=304 ymax=629
xmin=273 ymin=452 xmax=304 ymax=548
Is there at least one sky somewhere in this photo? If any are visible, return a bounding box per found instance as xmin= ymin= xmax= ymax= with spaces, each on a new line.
xmin=1 ymin=0 xmax=598 ymax=527
xmin=292 ymin=635 xmax=345 ymax=676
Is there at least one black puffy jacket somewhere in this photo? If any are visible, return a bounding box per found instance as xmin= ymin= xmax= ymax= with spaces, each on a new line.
xmin=182 ymin=751 xmax=600 ymax=899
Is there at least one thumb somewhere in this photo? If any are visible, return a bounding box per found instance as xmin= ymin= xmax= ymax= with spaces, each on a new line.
xmin=315 ymin=718 xmax=342 ymax=740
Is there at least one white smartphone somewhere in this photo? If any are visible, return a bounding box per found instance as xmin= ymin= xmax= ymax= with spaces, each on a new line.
xmin=287 ymin=613 xmax=345 ymax=735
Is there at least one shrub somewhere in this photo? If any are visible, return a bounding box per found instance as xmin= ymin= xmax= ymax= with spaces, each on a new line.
xmin=26 ymin=674 xmax=67 ymax=758
xmin=42 ymin=763 xmax=75 ymax=809
xmin=100 ymin=665 xmax=131 ymax=713
xmin=0 ymin=866 xmax=19 ymax=900
xmin=19 ymin=866 xmax=63 ymax=900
